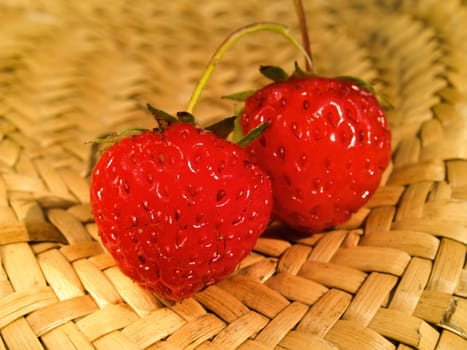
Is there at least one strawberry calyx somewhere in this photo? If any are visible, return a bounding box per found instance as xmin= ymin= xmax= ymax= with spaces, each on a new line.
xmin=223 ymin=63 xmax=393 ymax=108
xmin=147 ymin=103 xmax=266 ymax=147
xmin=259 ymin=65 xmax=289 ymax=82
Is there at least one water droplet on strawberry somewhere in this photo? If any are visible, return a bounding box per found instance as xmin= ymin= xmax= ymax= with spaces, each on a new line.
xmin=361 ymin=190 xmax=370 ymax=200
xmin=232 ymin=215 xmax=244 ymax=226
xmin=176 ymin=231 xmax=188 ymax=248
xmin=156 ymin=182 xmax=169 ymax=199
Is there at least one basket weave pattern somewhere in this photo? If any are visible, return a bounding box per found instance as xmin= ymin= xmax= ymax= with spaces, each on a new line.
xmin=0 ymin=1 xmax=466 ymax=349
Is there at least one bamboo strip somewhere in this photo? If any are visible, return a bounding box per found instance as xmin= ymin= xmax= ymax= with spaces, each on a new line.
xmin=1 ymin=317 xmax=44 ymax=350
xmin=427 ymin=238 xmax=466 ymax=294
xmin=0 ymin=287 xmax=57 ymax=329
xmin=307 ymin=230 xmax=348 ymax=262
xmin=389 ymin=257 xmax=432 ymax=313
xmin=164 ymin=314 xmax=226 ymax=350
xmin=265 ymin=272 xmax=328 ymax=305
xmin=299 ymin=260 xmax=366 ymax=293
xmin=103 ymin=266 xmax=163 ymax=317
xmin=72 ymin=258 xmax=123 ymax=307
xmin=40 ymin=321 xmax=94 ymax=350
xmin=217 ymin=275 xmax=289 ymax=319
xmin=211 ymin=311 xmax=268 ymax=350
xmin=0 ymin=1 xmax=466 ymax=348
xmin=277 ymin=244 xmax=312 ymax=275
xmin=120 ymin=308 xmax=185 ymax=349
xmin=360 ymin=230 xmax=439 ymax=259
xmin=254 ymin=302 xmax=309 ymax=348
xmin=297 ymin=289 xmax=352 ymax=337
xmin=25 ymin=295 xmax=98 ymax=336
xmin=0 ymin=243 xmax=46 ymax=291
xmin=343 ymin=273 xmax=398 ymax=327
xmin=324 ymin=319 xmax=396 ymax=350
xmin=330 ymin=246 xmax=411 ymax=276
xmin=37 ymin=249 xmax=85 ymax=300
xmin=368 ymin=308 xmax=439 ymax=350
xmin=277 ymin=330 xmax=339 ymax=350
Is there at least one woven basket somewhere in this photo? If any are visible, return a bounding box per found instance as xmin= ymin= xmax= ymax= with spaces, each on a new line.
xmin=1 ymin=1 xmax=466 ymax=349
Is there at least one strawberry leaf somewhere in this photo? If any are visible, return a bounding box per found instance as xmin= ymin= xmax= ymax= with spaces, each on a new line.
xmin=232 ymin=116 xmax=243 ymax=144
xmin=176 ymin=111 xmax=196 ymax=124
xmin=335 ymin=76 xmax=394 ymax=109
xmin=291 ymin=61 xmax=313 ymax=78
xmin=147 ymin=104 xmax=179 ymax=129
xmin=260 ymin=65 xmax=289 ymax=82
xmin=237 ymin=122 xmax=269 ymax=147
xmin=205 ymin=116 xmax=236 ymax=139
xmin=222 ymin=90 xmax=257 ymax=101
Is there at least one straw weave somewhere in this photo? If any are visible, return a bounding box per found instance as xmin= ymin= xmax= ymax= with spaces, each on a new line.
xmin=1 ymin=1 xmax=466 ymax=349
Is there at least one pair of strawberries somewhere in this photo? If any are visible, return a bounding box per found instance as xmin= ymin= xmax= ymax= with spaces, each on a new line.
xmin=90 ymin=67 xmax=391 ymax=301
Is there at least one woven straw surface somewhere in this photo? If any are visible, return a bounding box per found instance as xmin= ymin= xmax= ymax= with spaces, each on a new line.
xmin=0 ymin=1 xmax=466 ymax=349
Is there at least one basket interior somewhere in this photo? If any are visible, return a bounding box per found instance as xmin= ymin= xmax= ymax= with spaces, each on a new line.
xmin=0 ymin=1 xmax=466 ymax=349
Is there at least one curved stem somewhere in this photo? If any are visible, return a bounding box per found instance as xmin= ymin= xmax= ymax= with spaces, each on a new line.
xmin=186 ymin=22 xmax=313 ymax=114
xmin=293 ymin=0 xmax=313 ymax=72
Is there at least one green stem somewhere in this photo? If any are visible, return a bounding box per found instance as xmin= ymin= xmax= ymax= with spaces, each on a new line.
xmin=186 ymin=22 xmax=313 ymax=114
xmin=293 ymin=0 xmax=313 ymax=72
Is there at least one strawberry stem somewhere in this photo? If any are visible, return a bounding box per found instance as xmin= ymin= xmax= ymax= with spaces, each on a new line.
xmin=186 ymin=22 xmax=312 ymax=114
xmin=293 ymin=0 xmax=313 ymax=72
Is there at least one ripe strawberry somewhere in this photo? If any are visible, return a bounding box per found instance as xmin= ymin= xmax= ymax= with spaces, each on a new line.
xmin=240 ymin=75 xmax=391 ymax=232
xmin=90 ymin=123 xmax=272 ymax=301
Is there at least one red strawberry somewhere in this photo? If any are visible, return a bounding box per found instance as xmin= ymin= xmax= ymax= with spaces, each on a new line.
xmin=90 ymin=123 xmax=272 ymax=301
xmin=240 ymin=75 xmax=391 ymax=232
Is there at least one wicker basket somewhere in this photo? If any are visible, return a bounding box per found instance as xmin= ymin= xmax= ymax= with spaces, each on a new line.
xmin=0 ymin=1 xmax=466 ymax=349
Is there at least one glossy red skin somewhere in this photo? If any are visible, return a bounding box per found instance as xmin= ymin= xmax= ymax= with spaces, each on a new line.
xmin=241 ymin=76 xmax=391 ymax=233
xmin=90 ymin=124 xmax=272 ymax=301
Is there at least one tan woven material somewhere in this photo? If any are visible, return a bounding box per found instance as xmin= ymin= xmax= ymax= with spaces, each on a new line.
xmin=0 ymin=1 xmax=466 ymax=349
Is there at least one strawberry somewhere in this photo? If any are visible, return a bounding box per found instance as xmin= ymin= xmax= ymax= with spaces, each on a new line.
xmin=90 ymin=122 xmax=272 ymax=301
xmin=240 ymin=74 xmax=391 ymax=232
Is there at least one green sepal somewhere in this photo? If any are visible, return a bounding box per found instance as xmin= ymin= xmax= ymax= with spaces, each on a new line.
xmin=147 ymin=103 xmax=179 ymax=129
xmin=85 ymin=127 xmax=149 ymax=177
xmin=232 ymin=116 xmax=244 ymax=144
xmin=205 ymin=116 xmax=236 ymax=139
xmin=222 ymin=90 xmax=257 ymax=101
xmin=176 ymin=111 xmax=196 ymax=124
xmin=236 ymin=122 xmax=269 ymax=147
xmin=91 ymin=128 xmax=149 ymax=144
xmin=291 ymin=61 xmax=314 ymax=78
xmin=259 ymin=65 xmax=290 ymax=82
xmin=335 ymin=76 xmax=394 ymax=109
